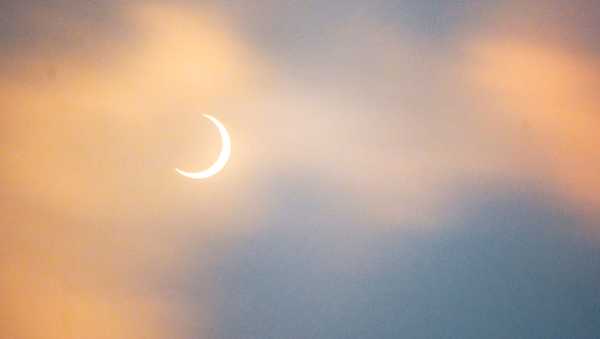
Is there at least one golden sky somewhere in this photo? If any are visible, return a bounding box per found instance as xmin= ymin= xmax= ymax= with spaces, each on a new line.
xmin=1 ymin=1 xmax=600 ymax=338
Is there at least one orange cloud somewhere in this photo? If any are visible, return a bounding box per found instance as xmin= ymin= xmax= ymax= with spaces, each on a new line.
xmin=1 ymin=2 xmax=263 ymax=224
xmin=468 ymin=37 xmax=600 ymax=216
xmin=0 ymin=3 xmax=263 ymax=338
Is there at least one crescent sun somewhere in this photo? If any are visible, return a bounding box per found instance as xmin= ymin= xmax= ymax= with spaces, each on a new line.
xmin=176 ymin=114 xmax=231 ymax=179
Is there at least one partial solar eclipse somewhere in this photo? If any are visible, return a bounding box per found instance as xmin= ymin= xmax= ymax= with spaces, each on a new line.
xmin=176 ymin=114 xmax=231 ymax=179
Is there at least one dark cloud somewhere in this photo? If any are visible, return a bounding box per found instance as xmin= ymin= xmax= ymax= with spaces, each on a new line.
xmin=214 ymin=0 xmax=500 ymax=52
xmin=210 ymin=180 xmax=600 ymax=338
xmin=0 ymin=0 xmax=129 ymax=57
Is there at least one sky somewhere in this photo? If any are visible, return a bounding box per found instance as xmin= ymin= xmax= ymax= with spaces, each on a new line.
xmin=1 ymin=1 xmax=600 ymax=338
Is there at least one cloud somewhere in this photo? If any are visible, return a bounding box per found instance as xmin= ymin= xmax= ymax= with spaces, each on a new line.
xmin=1 ymin=3 xmax=263 ymax=338
xmin=1 ymin=2 xmax=262 ymax=225
xmin=3 ymin=1 xmax=600 ymax=338
xmin=212 ymin=185 xmax=600 ymax=338
xmin=466 ymin=36 xmax=600 ymax=219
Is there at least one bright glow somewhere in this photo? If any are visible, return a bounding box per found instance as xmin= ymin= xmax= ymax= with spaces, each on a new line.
xmin=176 ymin=114 xmax=231 ymax=179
